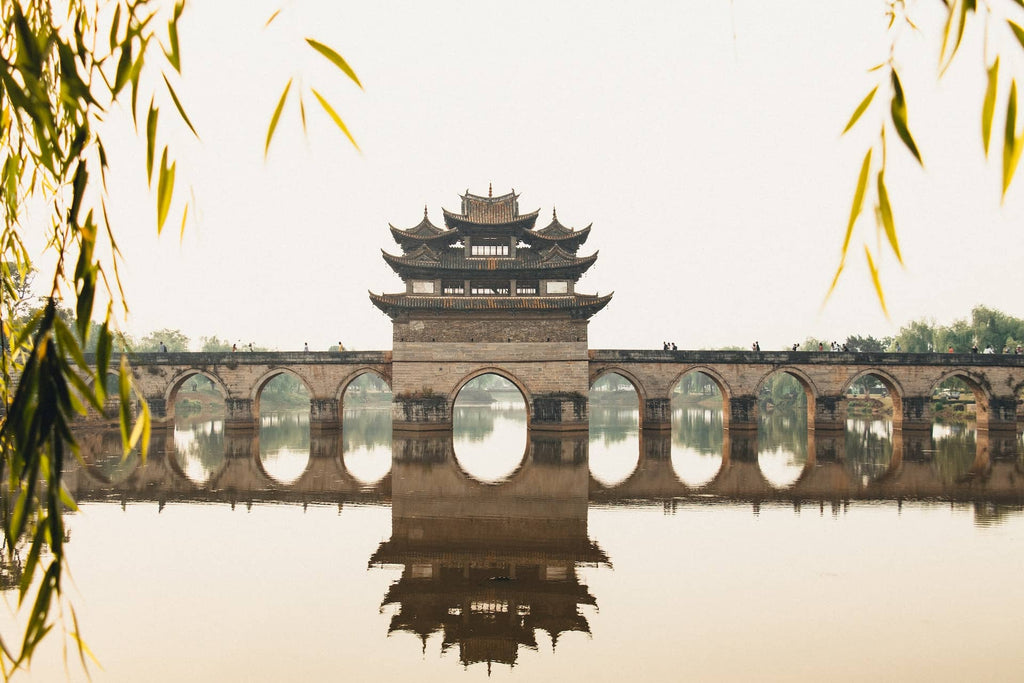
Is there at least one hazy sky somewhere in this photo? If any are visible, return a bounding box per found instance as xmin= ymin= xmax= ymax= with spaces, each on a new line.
xmin=65 ymin=1 xmax=1024 ymax=351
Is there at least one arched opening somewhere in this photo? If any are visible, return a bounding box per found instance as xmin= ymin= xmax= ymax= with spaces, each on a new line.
xmin=588 ymin=371 xmax=640 ymax=487
xmin=670 ymin=370 xmax=724 ymax=487
xmin=757 ymin=370 xmax=810 ymax=488
xmin=341 ymin=372 xmax=393 ymax=484
xmin=166 ymin=371 xmax=228 ymax=485
xmin=256 ymin=371 xmax=312 ymax=485
xmin=843 ymin=372 xmax=898 ymax=483
xmin=452 ymin=372 xmax=528 ymax=483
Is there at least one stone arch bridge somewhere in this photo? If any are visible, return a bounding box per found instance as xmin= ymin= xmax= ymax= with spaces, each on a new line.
xmin=93 ymin=349 xmax=1024 ymax=433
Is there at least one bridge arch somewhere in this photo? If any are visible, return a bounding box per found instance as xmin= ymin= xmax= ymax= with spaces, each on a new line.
xmin=841 ymin=368 xmax=905 ymax=424
xmin=449 ymin=367 xmax=532 ymax=410
xmin=754 ymin=366 xmax=819 ymax=403
xmin=250 ymin=367 xmax=315 ymax=410
xmin=164 ymin=368 xmax=229 ymax=418
xmin=588 ymin=366 xmax=649 ymax=404
xmin=668 ymin=365 xmax=732 ymax=403
xmin=335 ymin=367 xmax=393 ymax=405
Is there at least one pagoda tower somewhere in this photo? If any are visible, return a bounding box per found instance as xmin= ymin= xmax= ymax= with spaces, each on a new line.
xmin=370 ymin=187 xmax=611 ymax=430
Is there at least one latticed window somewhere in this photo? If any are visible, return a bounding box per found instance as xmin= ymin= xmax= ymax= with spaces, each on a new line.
xmin=470 ymin=241 xmax=509 ymax=256
xmin=470 ymin=282 xmax=510 ymax=295
xmin=443 ymin=281 xmax=464 ymax=294
xmin=516 ymin=280 xmax=539 ymax=295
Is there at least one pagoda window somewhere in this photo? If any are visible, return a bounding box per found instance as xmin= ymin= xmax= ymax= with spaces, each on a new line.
xmin=442 ymin=281 xmax=464 ymax=295
xmin=470 ymin=282 xmax=511 ymax=295
xmin=469 ymin=240 xmax=510 ymax=257
xmin=516 ymin=280 xmax=539 ymax=295
xmin=546 ymin=281 xmax=568 ymax=294
xmin=411 ymin=280 xmax=435 ymax=294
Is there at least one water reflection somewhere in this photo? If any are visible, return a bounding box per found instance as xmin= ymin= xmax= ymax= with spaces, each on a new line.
xmin=69 ymin=408 xmax=1024 ymax=507
xmin=48 ymin=407 xmax=1024 ymax=680
xmin=374 ymin=431 xmax=604 ymax=669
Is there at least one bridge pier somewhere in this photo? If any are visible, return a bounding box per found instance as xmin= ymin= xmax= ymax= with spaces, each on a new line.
xmin=726 ymin=395 xmax=758 ymax=431
xmin=309 ymin=397 xmax=341 ymax=431
xmin=812 ymin=395 xmax=847 ymax=432
xmin=225 ymin=398 xmax=257 ymax=430
xmin=895 ymin=395 xmax=933 ymax=431
xmin=530 ymin=393 xmax=589 ymax=431
xmin=392 ymin=395 xmax=452 ymax=431
xmin=641 ymin=398 xmax=671 ymax=431
xmin=980 ymin=395 xmax=1018 ymax=432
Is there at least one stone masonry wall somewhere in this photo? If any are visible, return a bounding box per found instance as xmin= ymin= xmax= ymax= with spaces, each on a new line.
xmin=393 ymin=315 xmax=588 ymax=344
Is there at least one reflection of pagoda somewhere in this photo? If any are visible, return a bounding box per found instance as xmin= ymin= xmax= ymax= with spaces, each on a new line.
xmin=370 ymin=432 xmax=607 ymax=669
xmin=370 ymin=187 xmax=611 ymax=325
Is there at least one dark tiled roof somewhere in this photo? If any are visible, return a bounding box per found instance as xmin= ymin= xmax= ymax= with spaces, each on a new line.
xmin=381 ymin=246 xmax=598 ymax=274
xmin=441 ymin=207 xmax=540 ymax=233
xmin=368 ymin=292 xmax=613 ymax=318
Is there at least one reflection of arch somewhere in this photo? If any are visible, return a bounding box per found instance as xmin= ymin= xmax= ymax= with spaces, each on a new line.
xmin=250 ymin=367 xmax=314 ymax=413
xmin=452 ymin=441 xmax=530 ymax=486
xmin=668 ymin=366 xmax=732 ymax=402
xmin=588 ymin=367 xmax=647 ymax=404
xmin=336 ymin=367 xmax=393 ymax=406
xmin=450 ymin=367 xmax=531 ymax=406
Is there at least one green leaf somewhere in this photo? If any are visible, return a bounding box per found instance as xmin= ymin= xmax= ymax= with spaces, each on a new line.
xmin=1008 ymin=20 xmax=1024 ymax=51
xmin=864 ymin=246 xmax=889 ymax=317
xmin=306 ymin=39 xmax=363 ymax=89
xmin=164 ymin=18 xmax=181 ymax=73
xmin=311 ymin=88 xmax=361 ymax=152
xmin=982 ymin=57 xmax=999 ymax=157
xmin=842 ymin=85 xmax=878 ymax=135
xmin=162 ymin=74 xmax=198 ymax=138
xmin=156 ymin=148 xmax=175 ymax=232
xmin=118 ymin=357 xmax=132 ymax=450
xmin=826 ymin=148 xmax=872 ymax=303
xmin=109 ymin=4 xmax=122 ymax=52
xmin=1003 ymin=80 xmax=1021 ymax=199
xmin=876 ymin=170 xmax=902 ymax=265
xmin=890 ymin=70 xmax=923 ymax=165
xmin=113 ymin=40 xmax=133 ymax=95
xmin=265 ymin=79 xmax=292 ymax=158
xmin=146 ymin=99 xmax=158 ymax=185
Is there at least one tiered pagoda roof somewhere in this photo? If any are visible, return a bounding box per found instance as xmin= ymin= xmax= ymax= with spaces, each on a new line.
xmin=370 ymin=187 xmax=611 ymax=320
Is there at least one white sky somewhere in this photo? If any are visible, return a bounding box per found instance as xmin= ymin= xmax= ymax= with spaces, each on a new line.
xmin=70 ymin=0 xmax=1024 ymax=351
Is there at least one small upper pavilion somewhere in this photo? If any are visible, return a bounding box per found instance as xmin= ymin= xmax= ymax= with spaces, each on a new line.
xmin=370 ymin=187 xmax=611 ymax=323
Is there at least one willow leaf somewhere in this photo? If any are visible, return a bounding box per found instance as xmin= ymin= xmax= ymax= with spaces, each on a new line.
xmin=156 ymin=148 xmax=175 ymax=232
xmin=1003 ymin=81 xmax=1021 ymax=199
xmin=826 ymin=148 xmax=872 ymax=303
xmin=265 ymin=78 xmax=292 ymax=158
xmin=306 ymin=39 xmax=363 ymax=89
xmin=162 ymin=74 xmax=198 ymax=138
xmin=890 ymin=71 xmax=923 ymax=165
xmin=982 ymin=58 xmax=999 ymax=156
xmin=311 ymin=88 xmax=360 ymax=151
xmin=842 ymin=86 xmax=878 ymax=134
xmin=865 ymin=246 xmax=888 ymax=317
xmin=1009 ymin=20 xmax=1024 ymax=51
xmin=146 ymin=99 xmax=158 ymax=185
xmin=265 ymin=9 xmax=282 ymax=27
xmin=876 ymin=171 xmax=902 ymax=265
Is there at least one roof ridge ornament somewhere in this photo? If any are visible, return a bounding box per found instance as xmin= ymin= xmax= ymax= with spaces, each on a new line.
xmin=488 ymin=182 xmax=492 ymax=197
xmin=423 ymin=205 xmax=428 ymax=218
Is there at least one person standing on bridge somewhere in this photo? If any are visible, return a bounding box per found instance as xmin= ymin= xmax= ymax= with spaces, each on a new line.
xmin=304 ymin=342 xmax=309 ymax=352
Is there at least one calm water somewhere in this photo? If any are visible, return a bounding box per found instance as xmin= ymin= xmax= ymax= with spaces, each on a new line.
xmin=5 ymin=401 xmax=1024 ymax=681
